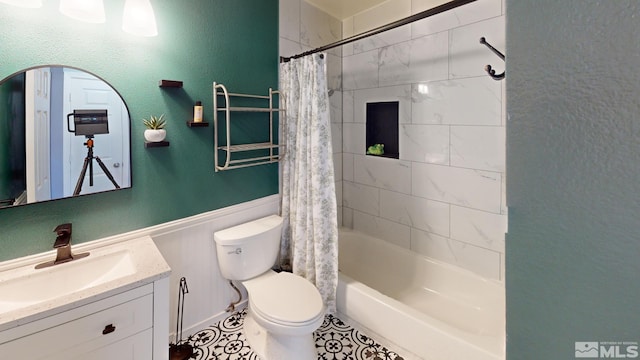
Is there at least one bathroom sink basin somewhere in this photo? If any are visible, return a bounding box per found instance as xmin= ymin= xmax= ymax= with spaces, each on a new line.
xmin=0 ymin=236 xmax=170 ymax=331
xmin=0 ymin=250 xmax=135 ymax=313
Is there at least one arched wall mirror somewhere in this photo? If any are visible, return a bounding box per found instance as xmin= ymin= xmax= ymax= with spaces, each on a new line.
xmin=0 ymin=66 xmax=131 ymax=208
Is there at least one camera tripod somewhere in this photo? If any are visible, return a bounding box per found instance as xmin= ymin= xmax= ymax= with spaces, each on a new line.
xmin=73 ymin=136 xmax=120 ymax=196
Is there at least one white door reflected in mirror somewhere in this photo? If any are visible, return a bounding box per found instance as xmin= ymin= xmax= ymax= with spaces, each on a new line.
xmin=62 ymin=68 xmax=130 ymax=197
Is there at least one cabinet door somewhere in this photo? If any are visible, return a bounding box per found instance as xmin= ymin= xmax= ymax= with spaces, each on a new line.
xmin=66 ymin=329 xmax=153 ymax=360
xmin=0 ymin=294 xmax=152 ymax=359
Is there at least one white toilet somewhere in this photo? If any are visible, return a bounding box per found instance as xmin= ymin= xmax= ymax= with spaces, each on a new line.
xmin=214 ymin=215 xmax=325 ymax=360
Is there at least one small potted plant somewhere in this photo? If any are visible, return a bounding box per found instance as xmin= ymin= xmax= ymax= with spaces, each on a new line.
xmin=143 ymin=114 xmax=166 ymax=142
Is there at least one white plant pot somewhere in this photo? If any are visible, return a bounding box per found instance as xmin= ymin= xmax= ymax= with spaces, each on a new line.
xmin=144 ymin=129 xmax=166 ymax=142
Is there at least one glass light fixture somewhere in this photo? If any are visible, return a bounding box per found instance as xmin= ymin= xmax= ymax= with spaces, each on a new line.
xmin=59 ymin=0 xmax=106 ymax=24
xmin=122 ymin=0 xmax=158 ymax=37
xmin=0 ymin=0 xmax=43 ymax=8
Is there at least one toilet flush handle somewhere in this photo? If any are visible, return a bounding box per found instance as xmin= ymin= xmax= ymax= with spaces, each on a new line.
xmin=227 ymin=247 xmax=242 ymax=255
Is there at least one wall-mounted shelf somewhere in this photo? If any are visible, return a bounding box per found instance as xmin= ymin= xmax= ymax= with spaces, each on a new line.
xmin=186 ymin=121 xmax=209 ymax=127
xmin=213 ymin=82 xmax=285 ymax=171
xmin=158 ymin=80 xmax=183 ymax=88
xmin=144 ymin=141 xmax=170 ymax=148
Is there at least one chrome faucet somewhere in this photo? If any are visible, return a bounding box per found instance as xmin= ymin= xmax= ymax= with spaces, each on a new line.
xmin=53 ymin=223 xmax=73 ymax=264
xmin=35 ymin=223 xmax=89 ymax=269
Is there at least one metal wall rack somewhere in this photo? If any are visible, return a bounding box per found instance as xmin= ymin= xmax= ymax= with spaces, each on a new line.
xmin=213 ymin=82 xmax=285 ymax=171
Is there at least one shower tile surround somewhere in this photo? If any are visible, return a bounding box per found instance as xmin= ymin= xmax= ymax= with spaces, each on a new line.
xmin=282 ymin=0 xmax=506 ymax=280
xmin=343 ymin=0 xmax=506 ymax=280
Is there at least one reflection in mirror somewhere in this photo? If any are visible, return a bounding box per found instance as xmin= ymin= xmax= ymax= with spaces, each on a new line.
xmin=0 ymin=66 xmax=131 ymax=208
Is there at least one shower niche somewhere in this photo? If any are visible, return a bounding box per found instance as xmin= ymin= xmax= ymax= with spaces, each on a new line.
xmin=366 ymin=101 xmax=399 ymax=159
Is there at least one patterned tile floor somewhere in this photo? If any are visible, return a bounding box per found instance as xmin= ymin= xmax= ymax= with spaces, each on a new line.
xmin=184 ymin=309 xmax=407 ymax=360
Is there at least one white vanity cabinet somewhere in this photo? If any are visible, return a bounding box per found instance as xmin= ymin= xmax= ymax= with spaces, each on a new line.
xmin=0 ymin=236 xmax=171 ymax=360
xmin=0 ymin=280 xmax=169 ymax=360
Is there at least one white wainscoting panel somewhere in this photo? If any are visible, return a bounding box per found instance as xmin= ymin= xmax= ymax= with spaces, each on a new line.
xmin=149 ymin=195 xmax=280 ymax=341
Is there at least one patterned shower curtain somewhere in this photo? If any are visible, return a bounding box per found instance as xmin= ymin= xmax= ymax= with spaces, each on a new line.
xmin=279 ymin=53 xmax=339 ymax=314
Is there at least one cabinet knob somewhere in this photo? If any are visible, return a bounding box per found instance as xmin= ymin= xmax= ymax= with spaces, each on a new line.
xmin=102 ymin=324 xmax=116 ymax=335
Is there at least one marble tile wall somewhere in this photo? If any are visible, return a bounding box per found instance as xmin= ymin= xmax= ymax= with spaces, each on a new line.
xmin=341 ymin=0 xmax=507 ymax=280
xmin=279 ymin=0 xmax=506 ymax=280
xmin=279 ymin=0 xmax=343 ymax=223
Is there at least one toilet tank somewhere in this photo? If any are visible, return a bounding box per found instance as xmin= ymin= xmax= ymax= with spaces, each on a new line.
xmin=213 ymin=215 xmax=283 ymax=280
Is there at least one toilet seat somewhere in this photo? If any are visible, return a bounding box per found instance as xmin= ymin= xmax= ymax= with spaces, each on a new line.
xmin=245 ymin=272 xmax=324 ymax=327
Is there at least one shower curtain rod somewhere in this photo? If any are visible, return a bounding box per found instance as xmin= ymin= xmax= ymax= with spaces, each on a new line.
xmin=279 ymin=0 xmax=477 ymax=63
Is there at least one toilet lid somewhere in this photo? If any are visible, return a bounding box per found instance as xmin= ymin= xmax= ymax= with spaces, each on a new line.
xmin=248 ymin=272 xmax=324 ymax=325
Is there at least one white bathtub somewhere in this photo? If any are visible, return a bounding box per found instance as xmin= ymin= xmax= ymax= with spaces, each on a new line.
xmin=337 ymin=228 xmax=505 ymax=360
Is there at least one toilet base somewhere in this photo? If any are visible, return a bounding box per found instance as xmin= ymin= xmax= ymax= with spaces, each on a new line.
xmin=243 ymin=309 xmax=318 ymax=360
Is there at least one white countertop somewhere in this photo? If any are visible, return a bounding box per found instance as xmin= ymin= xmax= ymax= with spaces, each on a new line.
xmin=0 ymin=235 xmax=171 ymax=332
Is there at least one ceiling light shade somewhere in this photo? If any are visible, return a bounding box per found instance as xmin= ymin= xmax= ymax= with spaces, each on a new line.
xmin=122 ymin=0 xmax=158 ymax=37
xmin=59 ymin=0 xmax=106 ymax=24
xmin=0 ymin=0 xmax=43 ymax=8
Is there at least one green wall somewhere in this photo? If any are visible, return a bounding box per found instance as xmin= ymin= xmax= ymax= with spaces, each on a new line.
xmin=0 ymin=0 xmax=279 ymax=261
xmin=507 ymin=1 xmax=640 ymax=358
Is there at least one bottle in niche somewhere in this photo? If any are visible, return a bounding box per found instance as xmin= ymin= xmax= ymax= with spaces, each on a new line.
xmin=193 ymin=101 xmax=203 ymax=123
